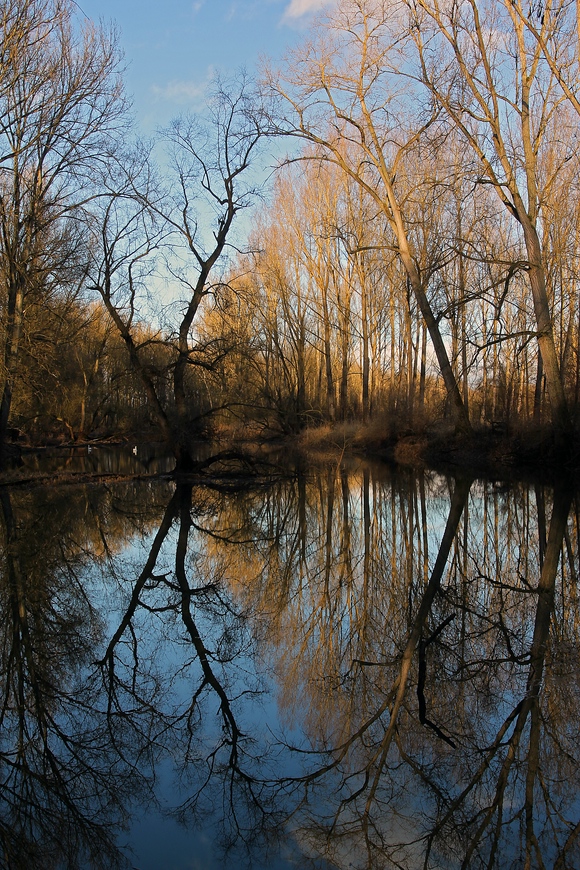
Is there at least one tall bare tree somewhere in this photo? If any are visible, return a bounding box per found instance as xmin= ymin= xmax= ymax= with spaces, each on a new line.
xmin=0 ymin=0 xmax=126 ymax=463
xmin=266 ymin=2 xmax=472 ymax=433
xmin=89 ymin=76 xmax=268 ymax=469
xmin=405 ymin=0 xmax=576 ymax=443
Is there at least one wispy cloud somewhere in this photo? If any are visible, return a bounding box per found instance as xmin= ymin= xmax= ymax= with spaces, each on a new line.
xmin=282 ymin=0 xmax=335 ymax=20
xmin=225 ymin=1 xmax=261 ymax=22
xmin=150 ymin=77 xmax=209 ymax=105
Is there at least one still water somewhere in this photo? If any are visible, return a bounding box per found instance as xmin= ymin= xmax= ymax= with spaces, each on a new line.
xmin=1 ymin=448 xmax=579 ymax=869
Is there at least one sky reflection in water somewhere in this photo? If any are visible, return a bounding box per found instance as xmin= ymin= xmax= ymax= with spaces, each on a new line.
xmin=1 ymin=451 xmax=579 ymax=869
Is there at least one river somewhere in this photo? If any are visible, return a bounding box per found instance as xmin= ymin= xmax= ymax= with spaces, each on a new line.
xmin=1 ymin=447 xmax=578 ymax=869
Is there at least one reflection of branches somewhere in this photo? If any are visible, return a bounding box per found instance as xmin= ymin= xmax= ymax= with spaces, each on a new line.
xmin=429 ymin=482 xmax=575 ymax=870
xmin=268 ymin=476 xmax=472 ymax=847
xmin=99 ymin=482 xmax=249 ymax=754
xmin=418 ymin=614 xmax=456 ymax=747
xmin=239 ymin=469 xmax=579 ymax=869
xmin=0 ymin=487 xmax=140 ymax=870
xmin=96 ymin=477 xmax=280 ymax=860
xmin=0 ymin=467 xmax=291 ymax=869
xmin=174 ymin=484 xmax=243 ymax=766
xmin=396 ymin=482 xmax=578 ymax=870
xmin=360 ymin=476 xmax=471 ymax=818
xmin=4 ymin=459 xmax=580 ymax=869
xmin=99 ymin=487 xmax=179 ymax=678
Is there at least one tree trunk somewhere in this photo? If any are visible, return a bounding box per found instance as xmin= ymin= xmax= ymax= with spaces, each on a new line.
xmin=0 ymin=278 xmax=24 ymax=466
xmin=321 ymin=280 xmax=336 ymax=422
xmin=384 ymin=186 xmax=472 ymax=434
xmin=521 ymin=217 xmax=572 ymax=444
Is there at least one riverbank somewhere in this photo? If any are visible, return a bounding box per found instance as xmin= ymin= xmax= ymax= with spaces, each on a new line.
xmin=283 ymin=418 xmax=580 ymax=483
xmin=2 ymin=417 xmax=579 ymax=487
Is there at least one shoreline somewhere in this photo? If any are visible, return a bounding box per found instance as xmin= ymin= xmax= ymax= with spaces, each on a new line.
xmin=1 ymin=419 xmax=579 ymax=488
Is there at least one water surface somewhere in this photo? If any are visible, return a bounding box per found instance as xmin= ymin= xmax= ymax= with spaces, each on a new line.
xmin=1 ymin=450 xmax=579 ymax=869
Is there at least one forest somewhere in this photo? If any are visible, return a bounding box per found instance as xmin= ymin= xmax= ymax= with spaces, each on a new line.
xmin=2 ymin=0 xmax=580 ymax=472
xmin=4 ymin=4 xmax=580 ymax=866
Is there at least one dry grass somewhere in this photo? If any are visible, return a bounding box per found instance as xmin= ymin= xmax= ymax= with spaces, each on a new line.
xmin=291 ymin=415 xmax=580 ymax=480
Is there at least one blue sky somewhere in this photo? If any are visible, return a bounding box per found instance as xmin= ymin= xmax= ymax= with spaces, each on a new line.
xmin=77 ymin=0 xmax=336 ymax=131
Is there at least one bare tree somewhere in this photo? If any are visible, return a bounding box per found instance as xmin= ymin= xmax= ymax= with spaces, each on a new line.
xmin=0 ymin=0 xmax=126 ymax=463
xmin=405 ymin=0 xmax=576 ymax=443
xmin=86 ymin=144 xmax=174 ymax=443
xmin=89 ymin=75 xmax=268 ymax=469
xmin=265 ymin=3 xmax=472 ymax=433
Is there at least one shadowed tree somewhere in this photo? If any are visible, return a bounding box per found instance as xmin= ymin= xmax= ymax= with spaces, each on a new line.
xmin=89 ymin=75 xmax=269 ymax=470
xmin=0 ymin=0 xmax=126 ymax=463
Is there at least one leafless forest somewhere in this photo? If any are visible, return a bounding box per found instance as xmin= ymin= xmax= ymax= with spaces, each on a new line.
xmin=2 ymin=0 xmax=580 ymax=469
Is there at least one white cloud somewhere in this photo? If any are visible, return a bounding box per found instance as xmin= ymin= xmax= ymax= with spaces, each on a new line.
xmin=282 ymin=0 xmax=335 ymax=20
xmin=150 ymin=78 xmax=209 ymax=105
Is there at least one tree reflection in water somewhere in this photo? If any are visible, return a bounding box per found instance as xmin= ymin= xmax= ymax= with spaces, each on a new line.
xmin=0 ymin=456 xmax=579 ymax=869
xmin=0 ymin=481 xmax=167 ymax=869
